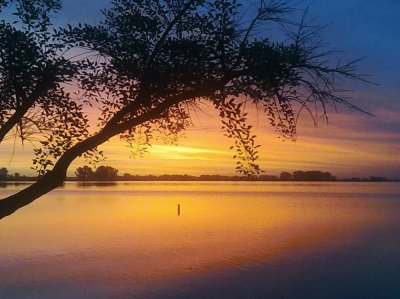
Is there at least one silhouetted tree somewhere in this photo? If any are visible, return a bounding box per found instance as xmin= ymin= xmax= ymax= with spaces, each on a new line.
xmin=0 ymin=0 xmax=368 ymax=218
xmin=75 ymin=165 xmax=94 ymax=181
xmin=93 ymin=166 xmax=119 ymax=181
xmin=0 ymin=167 xmax=8 ymax=180
xmin=279 ymin=171 xmax=292 ymax=181
xmin=0 ymin=0 xmax=93 ymax=174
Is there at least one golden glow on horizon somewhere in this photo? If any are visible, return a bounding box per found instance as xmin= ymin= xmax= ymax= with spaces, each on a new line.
xmin=149 ymin=144 xmax=228 ymax=160
xmin=0 ymin=102 xmax=399 ymax=178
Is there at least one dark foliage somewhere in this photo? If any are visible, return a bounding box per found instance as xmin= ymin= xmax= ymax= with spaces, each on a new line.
xmin=54 ymin=0 xmax=364 ymax=176
xmin=76 ymin=165 xmax=119 ymax=180
xmin=75 ymin=165 xmax=94 ymax=181
xmin=0 ymin=0 xmax=94 ymax=174
xmin=0 ymin=167 xmax=8 ymax=180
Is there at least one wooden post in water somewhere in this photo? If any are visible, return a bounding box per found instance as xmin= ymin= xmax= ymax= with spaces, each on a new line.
xmin=177 ymin=204 xmax=180 ymax=216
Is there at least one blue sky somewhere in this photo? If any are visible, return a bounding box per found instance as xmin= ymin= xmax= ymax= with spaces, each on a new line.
xmin=56 ymin=0 xmax=400 ymax=105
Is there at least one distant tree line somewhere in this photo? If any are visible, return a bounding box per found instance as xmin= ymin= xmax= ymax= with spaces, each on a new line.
xmin=280 ymin=171 xmax=337 ymax=181
xmin=0 ymin=166 xmax=119 ymax=181
xmin=77 ymin=168 xmax=338 ymax=181
xmin=74 ymin=168 xmax=339 ymax=182
xmin=0 ymin=168 xmax=25 ymax=181
xmin=0 ymin=166 xmax=394 ymax=182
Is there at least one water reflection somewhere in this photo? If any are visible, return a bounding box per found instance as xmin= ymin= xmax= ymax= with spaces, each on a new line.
xmin=0 ymin=181 xmax=33 ymax=188
xmin=0 ymin=182 xmax=399 ymax=298
xmin=76 ymin=181 xmax=118 ymax=187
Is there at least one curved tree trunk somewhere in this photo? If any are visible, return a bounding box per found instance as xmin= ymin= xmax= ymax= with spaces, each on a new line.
xmin=0 ymin=82 xmax=222 ymax=220
xmin=0 ymin=129 xmax=113 ymax=219
xmin=0 ymin=100 xmax=170 ymax=219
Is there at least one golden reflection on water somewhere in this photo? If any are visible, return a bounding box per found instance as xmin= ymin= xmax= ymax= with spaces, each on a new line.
xmin=0 ymin=182 xmax=399 ymax=295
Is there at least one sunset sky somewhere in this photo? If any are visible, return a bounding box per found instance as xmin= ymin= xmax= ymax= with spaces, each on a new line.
xmin=0 ymin=0 xmax=399 ymax=179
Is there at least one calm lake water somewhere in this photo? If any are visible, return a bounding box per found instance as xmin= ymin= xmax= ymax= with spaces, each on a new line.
xmin=0 ymin=181 xmax=400 ymax=299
